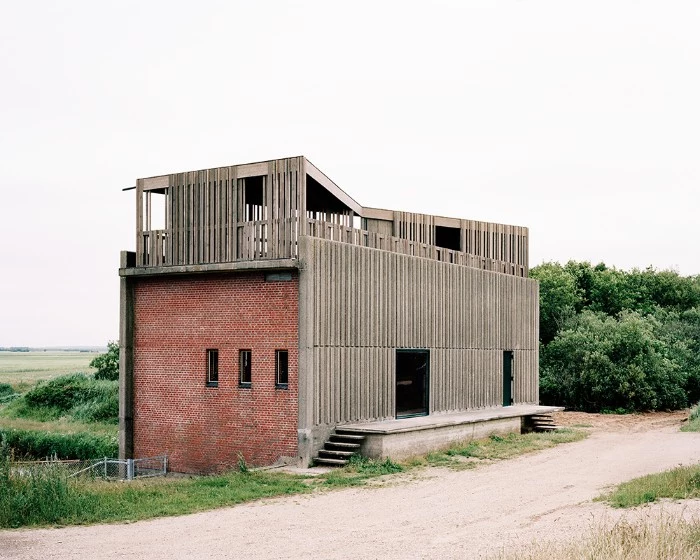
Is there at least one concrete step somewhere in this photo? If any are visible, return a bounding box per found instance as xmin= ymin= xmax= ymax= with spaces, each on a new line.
xmin=325 ymin=441 xmax=361 ymax=450
xmin=331 ymin=432 xmax=365 ymax=441
xmin=314 ymin=457 xmax=349 ymax=467
xmin=319 ymin=449 xmax=355 ymax=459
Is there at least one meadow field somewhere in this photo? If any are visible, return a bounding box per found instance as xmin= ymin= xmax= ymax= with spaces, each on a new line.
xmin=0 ymin=351 xmax=97 ymax=390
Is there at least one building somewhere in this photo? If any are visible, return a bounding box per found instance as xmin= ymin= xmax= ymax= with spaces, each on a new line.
xmin=119 ymin=156 xmax=549 ymax=473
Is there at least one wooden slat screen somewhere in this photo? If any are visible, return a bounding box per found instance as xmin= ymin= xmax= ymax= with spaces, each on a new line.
xmin=305 ymin=237 xmax=539 ymax=425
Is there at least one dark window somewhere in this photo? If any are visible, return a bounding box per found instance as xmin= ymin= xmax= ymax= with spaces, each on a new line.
xmin=206 ymin=349 xmax=219 ymax=387
xmin=275 ymin=350 xmax=288 ymax=387
xmin=239 ymin=350 xmax=252 ymax=386
xmin=244 ymin=176 xmax=265 ymax=221
xmin=435 ymin=226 xmax=461 ymax=251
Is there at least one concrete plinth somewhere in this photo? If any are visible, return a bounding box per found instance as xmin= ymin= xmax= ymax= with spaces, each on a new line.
xmin=338 ymin=405 xmax=563 ymax=461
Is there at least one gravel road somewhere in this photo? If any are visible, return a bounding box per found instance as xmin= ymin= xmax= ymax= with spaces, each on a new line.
xmin=2 ymin=412 xmax=699 ymax=560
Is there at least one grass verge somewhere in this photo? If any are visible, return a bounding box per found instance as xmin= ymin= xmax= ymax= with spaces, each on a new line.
xmin=681 ymin=403 xmax=700 ymax=432
xmin=0 ymin=468 xmax=311 ymax=528
xmin=414 ymin=429 xmax=587 ymax=470
xmin=0 ymin=429 xmax=585 ymax=528
xmin=495 ymin=514 xmax=700 ymax=560
xmin=597 ymin=464 xmax=700 ymax=508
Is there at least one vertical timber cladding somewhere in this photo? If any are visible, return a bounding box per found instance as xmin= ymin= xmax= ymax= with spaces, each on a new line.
xmin=308 ymin=237 xmax=539 ymax=426
xmin=157 ymin=157 xmax=303 ymax=267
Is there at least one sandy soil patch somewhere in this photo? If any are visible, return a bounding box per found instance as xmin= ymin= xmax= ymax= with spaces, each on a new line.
xmin=2 ymin=411 xmax=698 ymax=560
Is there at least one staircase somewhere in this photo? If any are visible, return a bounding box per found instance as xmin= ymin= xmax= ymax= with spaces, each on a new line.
xmin=314 ymin=429 xmax=366 ymax=467
xmin=529 ymin=413 xmax=561 ymax=432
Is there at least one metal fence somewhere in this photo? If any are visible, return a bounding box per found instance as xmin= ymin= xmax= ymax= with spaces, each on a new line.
xmin=12 ymin=455 xmax=167 ymax=481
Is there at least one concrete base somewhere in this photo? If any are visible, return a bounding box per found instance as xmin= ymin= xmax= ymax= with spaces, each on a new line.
xmin=338 ymin=405 xmax=563 ymax=461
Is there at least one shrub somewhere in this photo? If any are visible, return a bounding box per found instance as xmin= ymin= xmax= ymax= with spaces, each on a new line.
xmin=90 ymin=342 xmax=119 ymax=381
xmin=534 ymin=262 xmax=700 ymax=412
xmin=21 ymin=373 xmax=118 ymax=423
xmin=540 ymin=311 xmax=688 ymax=411
xmin=0 ymin=383 xmax=16 ymax=404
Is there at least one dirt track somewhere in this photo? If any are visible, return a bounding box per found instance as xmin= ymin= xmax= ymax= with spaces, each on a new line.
xmin=2 ymin=412 xmax=699 ymax=560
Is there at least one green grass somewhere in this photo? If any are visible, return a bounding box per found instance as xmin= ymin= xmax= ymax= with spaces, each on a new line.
xmin=0 ymin=464 xmax=311 ymax=528
xmin=417 ymin=429 xmax=587 ymax=470
xmin=320 ymin=456 xmax=404 ymax=487
xmin=597 ymin=464 xmax=700 ymax=508
xmin=0 ymin=351 xmax=96 ymax=392
xmin=681 ymin=403 xmax=700 ymax=433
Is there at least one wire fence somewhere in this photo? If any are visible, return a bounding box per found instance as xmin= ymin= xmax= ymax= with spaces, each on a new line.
xmin=11 ymin=455 xmax=167 ymax=481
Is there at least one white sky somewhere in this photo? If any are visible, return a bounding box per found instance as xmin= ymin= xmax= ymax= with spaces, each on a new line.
xmin=1 ymin=1 xmax=698 ymax=346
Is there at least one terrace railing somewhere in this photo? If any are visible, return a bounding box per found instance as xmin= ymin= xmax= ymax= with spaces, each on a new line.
xmin=139 ymin=218 xmax=526 ymax=277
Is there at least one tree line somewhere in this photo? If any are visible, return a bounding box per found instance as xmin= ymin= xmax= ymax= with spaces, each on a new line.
xmin=531 ymin=262 xmax=700 ymax=412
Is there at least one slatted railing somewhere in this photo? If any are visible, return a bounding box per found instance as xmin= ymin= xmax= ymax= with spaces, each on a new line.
xmin=139 ymin=218 xmax=526 ymax=277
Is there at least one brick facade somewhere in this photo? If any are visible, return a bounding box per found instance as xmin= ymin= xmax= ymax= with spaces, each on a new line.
xmin=132 ymin=271 xmax=299 ymax=473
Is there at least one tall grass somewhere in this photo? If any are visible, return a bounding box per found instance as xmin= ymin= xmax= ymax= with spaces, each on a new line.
xmin=0 ymin=435 xmax=99 ymax=527
xmin=0 ymin=428 xmax=118 ymax=460
xmin=496 ymin=514 xmax=700 ymax=560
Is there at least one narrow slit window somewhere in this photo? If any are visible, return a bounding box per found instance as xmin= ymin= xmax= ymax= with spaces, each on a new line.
xmin=206 ymin=349 xmax=219 ymax=386
xmin=275 ymin=350 xmax=288 ymax=387
xmin=239 ymin=350 xmax=252 ymax=386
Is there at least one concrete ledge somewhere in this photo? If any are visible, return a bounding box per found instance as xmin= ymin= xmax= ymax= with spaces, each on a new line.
xmin=119 ymin=258 xmax=299 ymax=277
xmin=338 ymin=405 xmax=563 ymax=461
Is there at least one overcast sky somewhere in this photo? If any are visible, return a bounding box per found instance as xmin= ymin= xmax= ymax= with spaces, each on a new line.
xmin=1 ymin=1 xmax=698 ymax=347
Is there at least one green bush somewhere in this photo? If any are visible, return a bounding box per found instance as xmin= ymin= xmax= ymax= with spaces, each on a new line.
xmin=90 ymin=341 xmax=119 ymax=381
xmin=541 ymin=310 xmax=688 ymax=411
xmin=21 ymin=373 xmax=118 ymax=423
xmin=0 ymin=383 xmax=16 ymax=404
xmin=0 ymin=428 xmax=118 ymax=460
xmin=533 ymin=261 xmax=700 ymax=412
xmin=0 ymin=383 xmax=13 ymax=398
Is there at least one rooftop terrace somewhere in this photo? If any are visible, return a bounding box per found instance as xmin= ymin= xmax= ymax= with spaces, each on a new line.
xmin=126 ymin=156 xmax=529 ymax=277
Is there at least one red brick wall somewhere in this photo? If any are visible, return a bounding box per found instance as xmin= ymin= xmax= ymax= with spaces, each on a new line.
xmin=132 ymin=271 xmax=299 ymax=473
